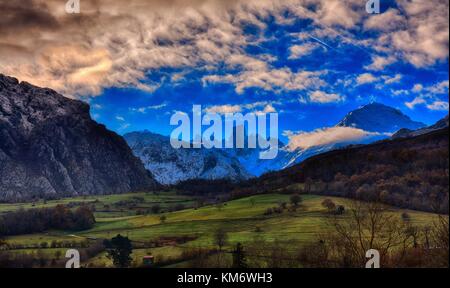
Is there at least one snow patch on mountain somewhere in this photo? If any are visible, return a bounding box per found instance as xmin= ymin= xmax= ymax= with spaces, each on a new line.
xmin=124 ymin=131 xmax=252 ymax=185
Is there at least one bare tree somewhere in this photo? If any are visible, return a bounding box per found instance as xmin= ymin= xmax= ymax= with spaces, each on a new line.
xmin=323 ymin=201 xmax=410 ymax=267
xmin=429 ymin=215 xmax=449 ymax=267
xmin=214 ymin=228 xmax=229 ymax=267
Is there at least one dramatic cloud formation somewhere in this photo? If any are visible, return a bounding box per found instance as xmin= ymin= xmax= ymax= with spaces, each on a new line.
xmin=363 ymin=0 xmax=449 ymax=68
xmin=1 ymin=0 xmax=448 ymax=101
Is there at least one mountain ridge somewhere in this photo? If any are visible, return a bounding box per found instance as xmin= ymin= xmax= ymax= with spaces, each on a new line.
xmin=232 ymin=127 xmax=449 ymax=213
xmin=125 ymin=102 xmax=432 ymax=182
xmin=392 ymin=115 xmax=449 ymax=139
xmin=336 ymin=102 xmax=426 ymax=132
xmin=124 ymin=131 xmax=252 ymax=185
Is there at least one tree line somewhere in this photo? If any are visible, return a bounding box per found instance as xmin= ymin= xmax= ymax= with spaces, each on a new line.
xmin=0 ymin=204 xmax=95 ymax=236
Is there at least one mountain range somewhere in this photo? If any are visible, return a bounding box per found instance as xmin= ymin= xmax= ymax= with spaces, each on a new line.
xmin=125 ymin=103 xmax=430 ymax=184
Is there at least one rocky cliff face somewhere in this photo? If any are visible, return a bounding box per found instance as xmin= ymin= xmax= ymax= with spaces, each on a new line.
xmin=0 ymin=74 xmax=157 ymax=202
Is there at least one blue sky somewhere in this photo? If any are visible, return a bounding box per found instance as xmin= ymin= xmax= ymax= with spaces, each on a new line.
xmin=2 ymin=0 xmax=448 ymax=144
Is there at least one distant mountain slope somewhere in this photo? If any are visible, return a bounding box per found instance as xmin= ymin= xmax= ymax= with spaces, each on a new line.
xmin=336 ymin=102 xmax=425 ymax=132
xmin=233 ymin=128 xmax=449 ymax=213
xmin=393 ymin=115 xmax=449 ymax=139
xmin=0 ymin=74 xmax=158 ymax=202
xmin=124 ymin=131 xmax=251 ymax=185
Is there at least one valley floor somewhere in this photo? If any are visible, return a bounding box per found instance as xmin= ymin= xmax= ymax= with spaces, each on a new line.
xmin=0 ymin=192 xmax=443 ymax=268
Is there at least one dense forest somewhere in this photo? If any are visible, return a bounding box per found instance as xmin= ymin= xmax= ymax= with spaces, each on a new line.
xmin=0 ymin=205 xmax=95 ymax=236
xmin=232 ymin=128 xmax=449 ymax=213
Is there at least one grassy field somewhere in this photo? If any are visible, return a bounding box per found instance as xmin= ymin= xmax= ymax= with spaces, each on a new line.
xmin=0 ymin=191 xmax=196 ymax=218
xmin=0 ymin=193 xmax=442 ymax=267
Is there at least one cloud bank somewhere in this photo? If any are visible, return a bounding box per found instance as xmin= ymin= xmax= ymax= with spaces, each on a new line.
xmin=0 ymin=0 xmax=448 ymax=102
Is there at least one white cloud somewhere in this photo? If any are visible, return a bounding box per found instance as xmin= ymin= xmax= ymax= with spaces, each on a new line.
xmin=314 ymin=0 xmax=364 ymax=29
xmin=391 ymin=89 xmax=410 ymax=97
xmin=131 ymin=103 xmax=167 ymax=113
xmin=369 ymin=0 xmax=449 ymax=68
xmin=203 ymin=68 xmax=326 ymax=94
xmin=204 ymin=105 xmax=243 ymax=114
xmin=383 ymin=74 xmax=402 ymax=85
xmin=405 ymin=97 xmax=426 ymax=109
xmin=356 ymin=73 xmax=377 ymax=85
xmin=364 ymin=55 xmax=396 ymax=71
xmin=309 ymin=91 xmax=345 ymax=103
xmin=427 ymin=101 xmax=449 ymax=111
xmin=256 ymin=104 xmax=277 ymax=115
xmin=204 ymin=101 xmax=278 ymax=114
xmin=411 ymin=81 xmax=448 ymax=95
xmin=288 ymin=43 xmax=319 ymax=59
xmin=285 ymin=126 xmax=381 ymax=151
xmin=115 ymin=116 xmax=125 ymax=121
xmin=427 ymin=80 xmax=449 ymax=94
xmin=364 ymin=8 xmax=406 ymax=32
xmin=412 ymin=84 xmax=423 ymax=93
xmin=405 ymin=80 xmax=449 ymax=111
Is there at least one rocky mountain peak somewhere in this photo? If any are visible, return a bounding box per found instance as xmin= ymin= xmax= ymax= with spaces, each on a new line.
xmin=0 ymin=74 xmax=90 ymax=136
xmin=336 ymin=102 xmax=426 ymax=133
xmin=0 ymin=74 xmax=157 ymax=202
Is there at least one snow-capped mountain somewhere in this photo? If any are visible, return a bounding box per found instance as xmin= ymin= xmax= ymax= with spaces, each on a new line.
xmin=336 ymin=102 xmax=425 ymax=132
xmin=124 ymin=131 xmax=252 ymax=185
xmin=125 ymin=102 xmax=429 ymax=183
xmin=222 ymin=140 xmax=291 ymax=176
xmin=281 ymin=103 xmax=425 ymax=168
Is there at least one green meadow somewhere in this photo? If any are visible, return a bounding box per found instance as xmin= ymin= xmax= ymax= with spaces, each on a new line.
xmin=0 ymin=192 xmax=441 ymax=267
xmin=0 ymin=191 xmax=196 ymax=217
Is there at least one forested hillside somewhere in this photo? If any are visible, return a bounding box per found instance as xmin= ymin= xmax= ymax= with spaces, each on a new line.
xmin=232 ymin=129 xmax=449 ymax=213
